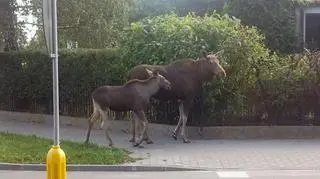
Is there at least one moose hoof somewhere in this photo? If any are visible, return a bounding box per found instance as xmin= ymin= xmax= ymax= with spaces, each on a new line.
xmin=84 ymin=140 xmax=89 ymax=144
xmin=146 ymin=140 xmax=154 ymax=144
xmin=133 ymin=142 xmax=142 ymax=147
xmin=109 ymin=143 xmax=114 ymax=147
xmin=129 ymin=138 xmax=135 ymax=143
xmin=133 ymin=143 xmax=144 ymax=148
xmin=183 ymin=138 xmax=191 ymax=143
xmin=172 ymin=133 xmax=178 ymax=140
xmin=133 ymin=139 xmax=145 ymax=148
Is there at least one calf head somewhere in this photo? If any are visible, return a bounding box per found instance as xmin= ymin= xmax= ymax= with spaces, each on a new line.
xmin=146 ymin=68 xmax=171 ymax=90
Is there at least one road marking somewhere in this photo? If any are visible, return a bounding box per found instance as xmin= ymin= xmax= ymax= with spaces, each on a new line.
xmin=216 ymin=171 xmax=249 ymax=178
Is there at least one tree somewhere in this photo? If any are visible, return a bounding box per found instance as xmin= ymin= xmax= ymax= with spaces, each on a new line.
xmin=175 ymin=0 xmax=225 ymax=16
xmin=130 ymin=0 xmax=176 ymax=21
xmin=130 ymin=0 xmax=225 ymax=21
xmin=26 ymin=0 xmax=134 ymax=49
xmin=224 ymin=0 xmax=310 ymax=53
xmin=0 ymin=0 xmax=26 ymax=51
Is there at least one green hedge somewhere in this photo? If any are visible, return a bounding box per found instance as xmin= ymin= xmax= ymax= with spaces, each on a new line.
xmin=0 ymin=49 xmax=319 ymax=125
xmin=0 ymin=48 xmax=126 ymax=116
xmin=0 ymin=12 xmax=319 ymax=125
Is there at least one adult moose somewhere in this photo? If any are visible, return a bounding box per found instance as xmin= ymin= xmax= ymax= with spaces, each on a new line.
xmin=126 ymin=51 xmax=226 ymax=144
xmin=84 ymin=68 xmax=171 ymax=147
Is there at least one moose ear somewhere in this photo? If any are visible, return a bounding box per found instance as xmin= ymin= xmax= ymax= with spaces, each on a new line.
xmin=145 ymin=68 xmax=155 ymax=76
xmin=201 ymin=51 xmax=208 ymax=58
xmin=213 ymin=50 xmax=224 ymax=57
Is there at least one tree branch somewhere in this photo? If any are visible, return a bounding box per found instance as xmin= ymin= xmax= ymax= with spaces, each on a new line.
xmin=16 ymin=5 xmax=42 ymax=9
xmin=16 ymin=22 xmax=80 ymax=29
xmin=19 ymin=22 xmax=41 ymax=26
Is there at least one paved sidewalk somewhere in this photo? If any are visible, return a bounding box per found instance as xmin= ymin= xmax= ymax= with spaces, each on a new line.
xmin=1 ymin=119 xmax=320 ymax=170
xmin=3 ymin=170 xmax=320 ymax=179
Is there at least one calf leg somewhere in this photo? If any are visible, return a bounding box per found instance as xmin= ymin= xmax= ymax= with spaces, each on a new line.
xmin=130 ymin=112 xmax=153 ymax=144
xmin=133 ymin=110 xmax=149 ymax=147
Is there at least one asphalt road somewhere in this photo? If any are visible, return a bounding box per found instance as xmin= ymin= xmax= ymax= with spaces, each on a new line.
xmin=2 ymin=170 xmax=320 ymax=179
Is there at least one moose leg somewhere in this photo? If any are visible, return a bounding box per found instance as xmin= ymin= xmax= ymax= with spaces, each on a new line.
xmin=180 ymin=99 xmax=192 ymax=143
xmin=129 ymin=112 xmax=136 ymax=143
xmin=115 ymin=111 xmax=122 ymax=120
xmin=105 ymin=128 xmax=113 ymax=147
xmin=102 ymin=111 xmax=113 ymax=147
xmin=85 ymin=108 xmax=100 ymax=143
xmin=85 ymin=119 xmax=93 ymax=143
xmin=172 ymin=103 xmax=184 ymax=140
xmin=133 ymin=110 xmax=148 ymax=147
xmin=143 ymin=120 xmax=153 ymax=144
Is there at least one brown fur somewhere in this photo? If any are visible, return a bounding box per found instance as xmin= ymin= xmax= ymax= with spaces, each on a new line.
xmin=85 ymin=69 xmax=171 ymax=147
xmin=127 ymin=52 xmax=226 ymax=143
xmin=93 ymin=76 xmax=158 ymax=112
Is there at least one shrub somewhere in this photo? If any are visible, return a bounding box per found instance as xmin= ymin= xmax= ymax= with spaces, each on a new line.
xmin=119 ymin=12 xmax=280 ymax=124
xmin=251 ymin=50 xmax=320 ymax=125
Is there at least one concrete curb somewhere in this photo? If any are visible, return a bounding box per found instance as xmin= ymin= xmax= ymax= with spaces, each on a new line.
xmin=3 ymin=110 xmax=320 ymax=139
xmin=0 ymin=163 xmax=205 ymax=172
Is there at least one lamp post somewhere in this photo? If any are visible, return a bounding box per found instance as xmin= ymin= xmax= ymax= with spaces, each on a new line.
xmin=43 ymin=0 xmax=66 ymax=178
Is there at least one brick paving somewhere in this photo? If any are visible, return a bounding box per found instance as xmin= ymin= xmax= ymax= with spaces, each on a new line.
xmin=1 ymin=118 xmax=320 ymax=170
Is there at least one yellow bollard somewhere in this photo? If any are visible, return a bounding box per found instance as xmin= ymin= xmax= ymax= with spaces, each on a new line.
xmin=46 ymin=145 xmax=66 ymax=179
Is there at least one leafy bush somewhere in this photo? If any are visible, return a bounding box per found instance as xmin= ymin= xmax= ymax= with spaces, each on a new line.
xmin=251 ymin=50 xmax=320 ymax=125
xmin=119 ymin=12 xmax=281 ymax=124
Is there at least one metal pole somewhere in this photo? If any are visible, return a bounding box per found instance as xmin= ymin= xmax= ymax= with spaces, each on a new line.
xmin=51 ymin=0 xmax=59 ymax=146
xmin=46 ymin=0 xmax=66 ymax=178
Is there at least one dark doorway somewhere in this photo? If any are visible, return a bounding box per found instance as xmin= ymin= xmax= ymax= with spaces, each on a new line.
xmin=305 ymin=13 xmax=320 ymax=50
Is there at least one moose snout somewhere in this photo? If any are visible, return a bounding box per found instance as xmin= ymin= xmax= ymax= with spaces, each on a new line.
xmin=214 ymin=68 xmax=226 ymax=78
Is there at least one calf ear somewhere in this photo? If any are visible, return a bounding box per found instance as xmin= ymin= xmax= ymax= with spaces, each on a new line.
xmin=145 ymin=68 xmax=154 ymax=76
